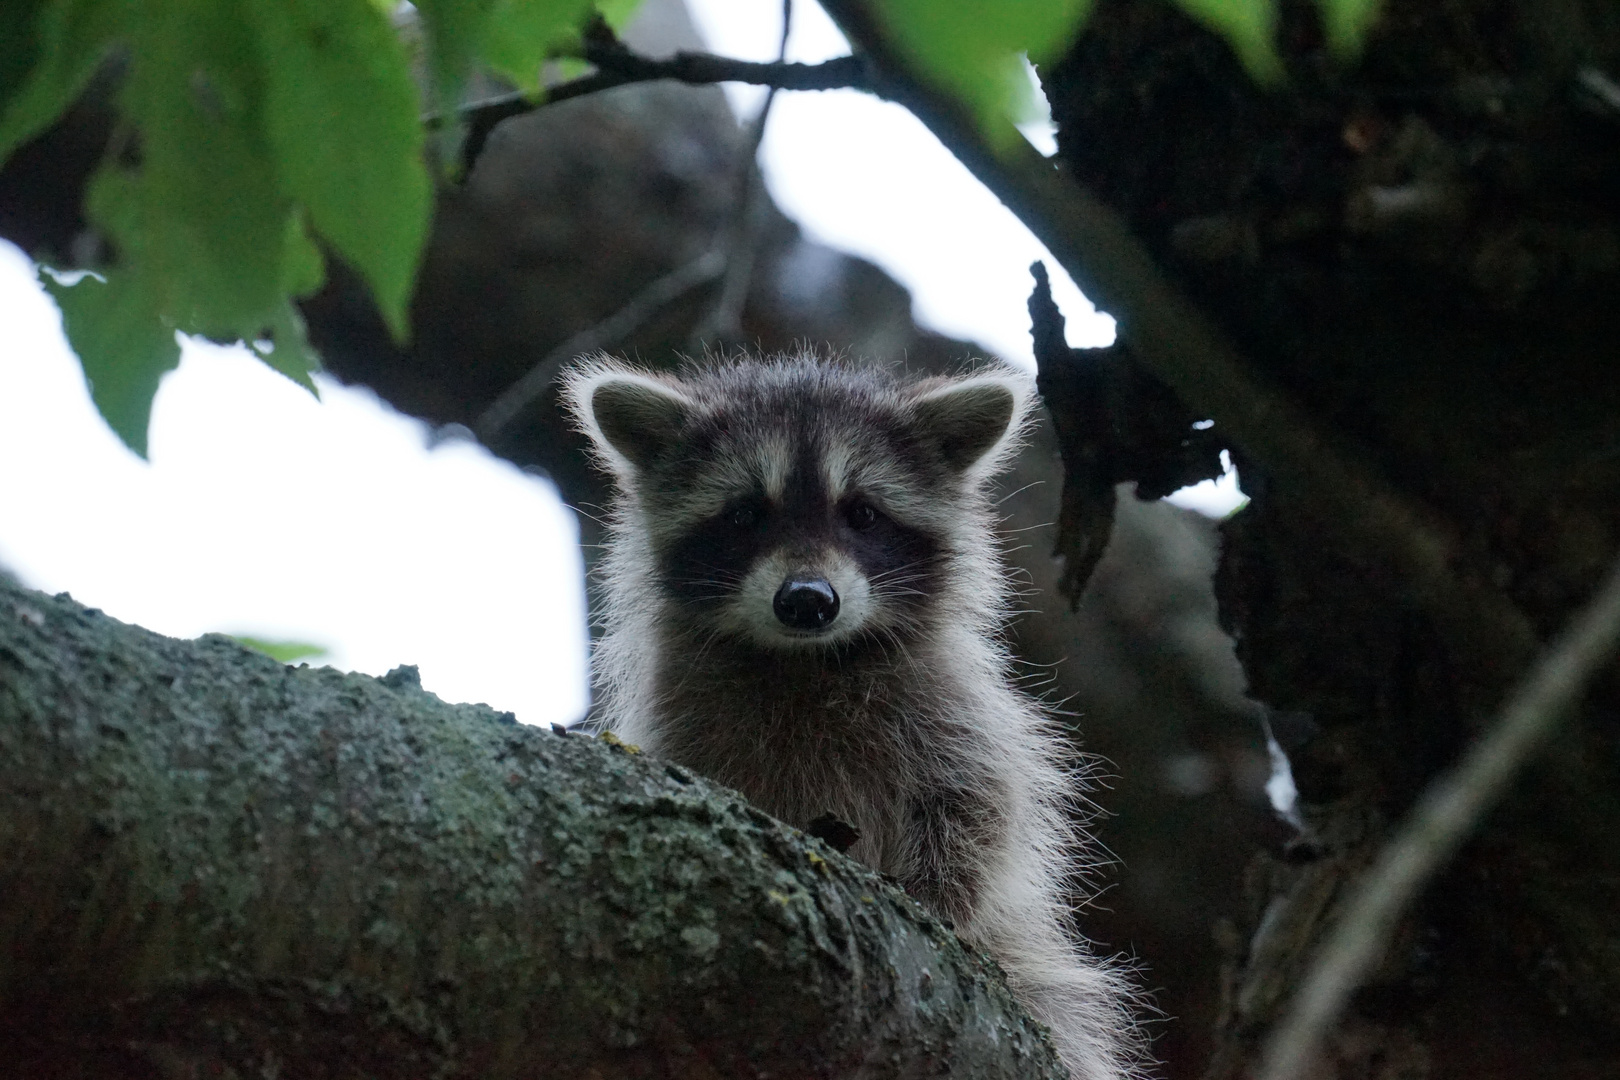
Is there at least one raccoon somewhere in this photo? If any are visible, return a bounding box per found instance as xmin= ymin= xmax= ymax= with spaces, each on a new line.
xmin=563 ymin=352 xmax=1143 ymax=1080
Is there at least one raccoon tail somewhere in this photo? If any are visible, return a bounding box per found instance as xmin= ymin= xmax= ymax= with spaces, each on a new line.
xmin=984 ymin=918 xmax=1153 ymax=1080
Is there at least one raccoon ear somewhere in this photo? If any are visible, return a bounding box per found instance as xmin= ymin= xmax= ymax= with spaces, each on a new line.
xmin=912 ymin=374 xmax=1030 ymax=475
xmin=570 ymin=368 xmax=694 ymax=471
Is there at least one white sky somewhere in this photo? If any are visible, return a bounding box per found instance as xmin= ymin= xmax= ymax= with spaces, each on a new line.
xmin=0 ymin=243 xmax=590 ymax=725
xmin=687 ymin=0 xmax=1111 ymax=365
xmin=0 ymin=0 xmax=1241 ymax=727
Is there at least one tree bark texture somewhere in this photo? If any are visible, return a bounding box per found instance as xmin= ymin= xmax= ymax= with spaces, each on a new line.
xmin=0 ymin=576 xmax=1065 ymax=1079
xmin=1044 ymin=1 xmax=1620 ymax=1076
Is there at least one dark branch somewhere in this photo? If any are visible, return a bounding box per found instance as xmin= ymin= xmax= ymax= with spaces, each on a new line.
xmin=688 ymin=0 xmax=795 ymax=349
xmin=1257 ymin=551 xmax=1620 ymax=1079
xmin=1028 ymin=262 xmax=1226 ymax=606
xmin=454 ymin=48 xmax=874 ymax=175
xmin=581 ymin=41 xmax=872 ymax=94
xmin=473 ymin=249 xmax=726 ymax=442
xmin=817 ymin=0 xmax=1541 ymax=681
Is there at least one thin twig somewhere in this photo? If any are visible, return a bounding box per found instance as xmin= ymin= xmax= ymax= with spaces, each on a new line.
xmin=452 ymin=50 xmax=871 ymax=174
xmin=472 ymin=249 xmax=725 ymax=443
xmin=690 ymin=0 xmax=793 ymax=348
xmin=1256 ymin=553 xmax=1620 ymax=1080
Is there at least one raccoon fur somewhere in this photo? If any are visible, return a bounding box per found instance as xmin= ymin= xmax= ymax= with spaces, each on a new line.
xmin=564 ymin=351 xmax=1143 ymax=1080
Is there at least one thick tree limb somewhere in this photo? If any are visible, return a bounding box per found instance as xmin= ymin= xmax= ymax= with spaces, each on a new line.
xmin=1255 ymin=552 xmax=1620 ymax=1079
xmin=0 ymin=577 xmax=1064 ymax=1079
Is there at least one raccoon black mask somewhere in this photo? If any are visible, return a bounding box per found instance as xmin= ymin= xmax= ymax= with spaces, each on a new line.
xmin=571 ymin=355 xmax=1025 ymax=653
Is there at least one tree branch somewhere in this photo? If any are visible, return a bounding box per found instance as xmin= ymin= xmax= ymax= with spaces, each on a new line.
xmin=472 ymin=248 xmax=725 ymax=442
xmin=1256 ymin=552 xmax=1620 ymax=1080
xmin=814 ymin=0 xmax=1540 ymax=680
xmin=581 ymin=37 xmax=871 ymax=94
xmin=0 ymin=576 xmax=1065 ymax=1079
xmin=687 ymin=0 xmax=795 ymax=350
xmin=455 ymin=48 xmax=872 ymax=175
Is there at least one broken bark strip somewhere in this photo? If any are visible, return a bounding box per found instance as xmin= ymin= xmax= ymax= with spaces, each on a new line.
xmin=0 ymin=577 xmax=1063 ymax=1080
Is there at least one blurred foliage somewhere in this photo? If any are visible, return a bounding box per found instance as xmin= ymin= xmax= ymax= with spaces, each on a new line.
xmin=0 ymin=0 xmax=1380 ymax=456
xmin=878 ymin=0 xmax=1381 ymax=126
xmin=1173 ymin=0 xmax=1285 ymax=83
xmin=0 ymin=0 xmax=617 ymax=457
xmin=228 ymin=634 xmax=331 ymax=663
xmin=874 ymin=0 xmax=1097 ymax=145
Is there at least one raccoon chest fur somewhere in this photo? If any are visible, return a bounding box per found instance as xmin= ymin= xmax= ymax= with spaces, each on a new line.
xmin=647 ymin=639 xmax=1009 ymax=884
xmin=565 ymin=353 xmax=1144 ymax=1080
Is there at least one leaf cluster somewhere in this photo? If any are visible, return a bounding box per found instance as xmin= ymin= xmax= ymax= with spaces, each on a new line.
xmin=0 ymin=0 xmax=622 ymax=455
xmin=875 ymin=0 xmax=1382 ymax=141
xmin=1 ymin=0 xmax=1382 ymax=455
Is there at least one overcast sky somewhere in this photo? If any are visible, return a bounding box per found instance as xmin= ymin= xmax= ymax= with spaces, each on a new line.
xmin=0 ymin=0 xmax=1241 ymax=727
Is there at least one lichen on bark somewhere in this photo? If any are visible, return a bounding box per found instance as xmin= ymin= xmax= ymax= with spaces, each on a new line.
xmin=0 ymin=576 xmax=1064 ymax=1079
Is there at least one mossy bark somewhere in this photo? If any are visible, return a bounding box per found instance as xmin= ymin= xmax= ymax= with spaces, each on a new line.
xmin=0 ymin=576 xmax=1064 ymax=1079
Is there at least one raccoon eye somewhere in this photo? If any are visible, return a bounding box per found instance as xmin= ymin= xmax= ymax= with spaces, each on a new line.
xmin=844 ymin=501 xmax=878 ymax=531
xmin=729 ymin=503 xmax=762 ymax=528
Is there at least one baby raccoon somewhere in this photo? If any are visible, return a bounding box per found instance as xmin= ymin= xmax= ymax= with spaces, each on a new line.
xmin=564 ymin=352 xmax=1142 ymax=1080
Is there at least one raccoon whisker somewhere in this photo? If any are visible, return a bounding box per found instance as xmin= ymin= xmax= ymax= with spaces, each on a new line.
xmin=866 ymin=576 xmax=931 ymax=594
xmin=884 ymin=628 xmax=921 ymax=673
xmin=872 ymin=617 xmax=928 ymax=664
xmin=862 ymin=625 xmax=911 ymax=674
xmin=864 ymin=571 xmax=935 ymax=595
xmin=572 ymin=502 xmax=614 ymax=529
xmin=870 ymin=585 xmax=930 ymax=600
xmin=994 ymin=479 xmax=1046 ymax=506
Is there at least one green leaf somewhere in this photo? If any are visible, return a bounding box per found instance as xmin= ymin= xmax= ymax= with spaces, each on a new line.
xmin=281 ymin=208 xmax=327 ymax=299
xmin=1313 ymin=0 xmax=1380 ymax=61
xmin=413 ymin=0 xmax=498 ymax=103
xmin=480 ymin=0 xmax=596 ymax=93
xmin=1171 ymin=0 xmax=1285 ymax=84
xmin=94 ymin=0 xmax=290 ymax=336
xmin=0 ymin=0 xmax=56 ymax=114
xmin=873 ymin=0 xmax=1094 ymax=145
xmin=41 ymin=269 xmax=180 ymax=458
xmin=593 ymin=0 xmax=644 ymax=34
xmin=250 ymin=301 xmax=322 ymax=395
xmin=248 ymin=0 xmax=430 ymax=342
xmin=0 ymin=0 xmax=126 ymax=165
xmin=229 ymin=635 xmax=330 ymax=663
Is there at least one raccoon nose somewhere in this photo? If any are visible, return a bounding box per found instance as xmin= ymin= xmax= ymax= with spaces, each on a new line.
xmin=774 ymin=577 xmax=840 ymax=631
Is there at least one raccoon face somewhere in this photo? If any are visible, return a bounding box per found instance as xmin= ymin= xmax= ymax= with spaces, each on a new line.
xmin=569 ymin=358 xmax=1029 ymax=651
